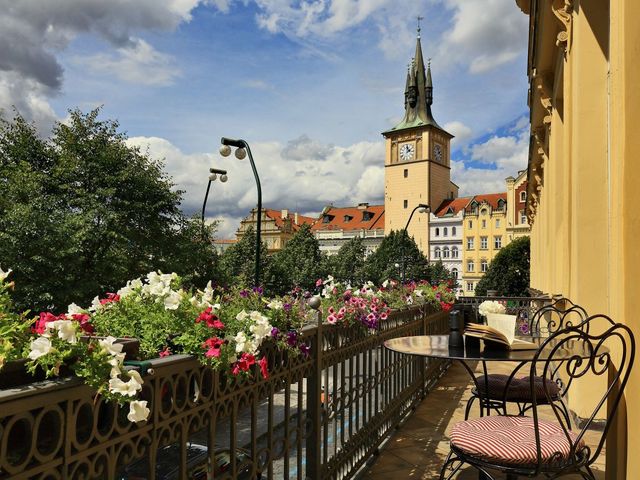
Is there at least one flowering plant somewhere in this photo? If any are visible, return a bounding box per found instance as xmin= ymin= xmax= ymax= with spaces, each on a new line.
xmin=477 ymin=300 xmax=506 ymax=317
xmin=0 ymin=267 xmax=33 ymax=369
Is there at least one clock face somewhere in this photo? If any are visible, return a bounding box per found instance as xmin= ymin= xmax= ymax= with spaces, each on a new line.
xmin=399 ymin=143 xmax=415 ymax=161
xmin=434 ymin=143 xmax=443 ymax=162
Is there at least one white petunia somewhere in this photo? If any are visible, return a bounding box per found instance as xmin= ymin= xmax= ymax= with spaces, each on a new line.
xmin=108 ymin=353 xmax=126 ymax=378
xmin=382 ymin=279 xmax=389 ymax=288
xmin=99 ymin=336 xmax=124 ymax=356
xmin=67 ymin=303 xmax=84 ymax=315
xmin=0 ymin=266 xmax=12 ymax=282
xmin=109 ymin=375 xmax=142 ymax=397
xmin=28 ymin=337 xmax=53 ymax=360
xmin=236 ymin=310 xmax=249 ymax=321
xmin=234 ymin=331 xmax=247 ymax=353
xmin=163 ymin=290 xmax=182 ymax=310
xmin=267 ymin=300 xmax=283 ymax=310
xmin=127 ymin=400 xmax=150 ymax=423
xmin=127 ymin=370 xmax=144 ymax=388
xmin=51 ymin=319 xmax=78 ymax=344
xmin=89 ymin=296 xmax=102 ymax=312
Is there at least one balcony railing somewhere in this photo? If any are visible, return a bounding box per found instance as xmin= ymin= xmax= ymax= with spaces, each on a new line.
xmin=0 ymin=305 xmax=449 ymax=480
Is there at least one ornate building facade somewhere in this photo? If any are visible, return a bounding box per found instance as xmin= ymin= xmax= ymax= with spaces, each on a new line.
xmin=382 ymin=31 xmax=458 ymax=255
xmin=236 ymin=208 xmax=315 ymax=253
xmin=515 ymin=0 xmax=640 ymax=475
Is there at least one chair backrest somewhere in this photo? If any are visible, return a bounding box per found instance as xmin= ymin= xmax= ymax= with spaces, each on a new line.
xmin=528 ymin=300 xmax=589 ymax=336
xmin=529 ymin=314 xmax=635 ymax=473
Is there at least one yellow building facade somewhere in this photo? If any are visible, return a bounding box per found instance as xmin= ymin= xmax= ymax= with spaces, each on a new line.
xmin=515 ymin=0 xmax=640 ymax=476
xmin=461 ymin=194 xmax=508 ymax=295
xmin=383 ymin=33 xmax=458 ymax=255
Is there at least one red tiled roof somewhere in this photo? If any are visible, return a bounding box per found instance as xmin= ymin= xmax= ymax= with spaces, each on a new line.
xmin=311 ymin=205 xmax=384 ymax=231
xmin=264 ymin=209 xmax=316 ymax=231
xmin=467 ymin=192 xmax=507 ymax=211
xmin=433 ymin=197 xmax=472 ymax=217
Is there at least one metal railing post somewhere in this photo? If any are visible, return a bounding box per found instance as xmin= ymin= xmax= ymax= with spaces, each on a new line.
xmin=306 ymin=310 xmax=323 ymax=479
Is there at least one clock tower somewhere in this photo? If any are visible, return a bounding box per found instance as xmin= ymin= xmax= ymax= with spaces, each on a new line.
xmin=382 ymin=30 xmax=458 ymax=255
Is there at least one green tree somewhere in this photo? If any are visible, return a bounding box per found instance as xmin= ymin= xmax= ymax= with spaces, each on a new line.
xmin=475 ymin=236 xmax=530 ymax=296
xmin=327 ymin=237 xmax=367 ymax=285
xmin=220 ymin=226 xmax=270 ymax=288
xmin=364 ymin=230 xmax=429 ymax=284
xmin=268 ymin=224 xmax=324 ymax=294
xmin=0 ymin=109 xmax=220 ymax=312
xmin=427 ymin=260 xmax=457 ymax=288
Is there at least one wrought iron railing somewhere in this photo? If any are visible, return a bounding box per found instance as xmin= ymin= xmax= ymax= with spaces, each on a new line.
xmin=0 ymin=305 xmax=449 ymax=480
xmin=456 ymin=295 xmax=549 ymax=320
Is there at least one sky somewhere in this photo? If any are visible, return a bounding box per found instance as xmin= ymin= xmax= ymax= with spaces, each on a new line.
xmin=0 ymin=0 xmax=530 ymax=239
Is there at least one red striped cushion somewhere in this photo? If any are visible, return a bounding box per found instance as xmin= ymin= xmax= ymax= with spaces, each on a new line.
xmin=451 ymin=416 xmax=583 ymax=465
xmin=474 ymin=374 xmax=560 ymax=402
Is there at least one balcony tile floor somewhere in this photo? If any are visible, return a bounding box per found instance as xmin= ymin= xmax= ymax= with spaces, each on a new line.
xmin=366 ymin=361 xmax=606 ymax=479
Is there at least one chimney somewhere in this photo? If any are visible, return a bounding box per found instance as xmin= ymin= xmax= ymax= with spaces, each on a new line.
xmin=357 ymin=202 xmax=369 ymax=210
xmin=294 ymin=212 xmax=299 ymax=225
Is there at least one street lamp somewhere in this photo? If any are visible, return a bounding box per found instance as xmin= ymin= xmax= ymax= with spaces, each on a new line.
xmin=401 ymin=203 xmax=430 ymax=282
xmin=220 ymin=137 xmax=262 ymax=287
xmin=201 ymin=168 xmax=228 ymax=236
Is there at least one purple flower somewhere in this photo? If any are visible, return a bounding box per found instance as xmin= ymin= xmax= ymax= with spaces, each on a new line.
xmin=283 ymin=303 xmax=292 ymax=312
xmin=302 ymin=290 xmax=312 ymax=299
xmin=271 ymin=327 xmax=280 ymax=338
xmin=253 ymin=286 xmax=264 ymax=295
xmin=239 ymin=290 xmax=249 ymax=298
xmin=299 ymin=343 xmax=310 ymax=356
xmin=287 ymin=331 xmax=298 ymax=347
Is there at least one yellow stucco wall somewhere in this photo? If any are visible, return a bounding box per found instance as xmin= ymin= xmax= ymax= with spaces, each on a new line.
xmin=520 ymin=0 xmax=640 ymax=476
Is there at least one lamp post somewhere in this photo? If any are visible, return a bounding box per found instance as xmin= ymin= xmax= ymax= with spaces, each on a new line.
xmin=401 ymin=203 xmax=430 ymax=282
xmin=201 ymin=168 xmax=228 ymax=236
xmin=219 ymin=137 xmax=262 ymax=287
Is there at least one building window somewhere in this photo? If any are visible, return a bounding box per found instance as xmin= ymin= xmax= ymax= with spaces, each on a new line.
xmin=481 ymin=259 xmax=488 ymax=272
xmin=434 ymin=247 xmax=441 ymax=259
xmin=466 ymin=281 xmax=474 ymax=292
xmin=467 ymin=260 xmax=474 ymax=272
xmin=480 ymin=236 xmax=488 ymax=249
xmin=443 ymin=227 xmax=448 ymax=236
xmin=452 ymin=226 xmax=456 ymax=236
xmin=468 ymin=220 xmax=473 ymax=229
xmin=466 ymin=237 xmax=474 ymax=250
xmin=443 ymin=247 xmax=450 ymax=258
xmin=452 ymin=268 xmax=458 ymax=279
xmin=404 ymin=200 xmax=408 ymax=209
xmin=451 ymin=246 xmax=458 ymax=258
xmin=481 ymin=219 xmax=487 ymax=228
xmin=494 ymin=236 xmax=502 ymax=249
xmin=435 ymin=227 xmax=440 ymax=236
xmin=520 ymin=191 xmax=527 ymax=202
xmin=495 ymin=219 xmax=500 ymax=228
xmin=520 ymin=210 xmax=527 ymax=224
xmin=404 ymin=169 xmax=408 ymax=178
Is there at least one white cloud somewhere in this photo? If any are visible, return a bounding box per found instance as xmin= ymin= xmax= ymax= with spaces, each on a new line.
xmin=75 ymin=39 xmax=180 ymax=86
xmin=127 ymin=134 xmax=386 ymax=238
xmin=438 ymin=0 xmax=528 ymax=74
xmin=444 ymin=120 xmax=473 ymax=148
xmin=451 ymin=119 xmax=529 ymax=195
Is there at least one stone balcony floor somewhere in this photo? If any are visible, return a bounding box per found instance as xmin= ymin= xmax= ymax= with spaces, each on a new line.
xmin=365 ymin=361 xmax=606 ymax=479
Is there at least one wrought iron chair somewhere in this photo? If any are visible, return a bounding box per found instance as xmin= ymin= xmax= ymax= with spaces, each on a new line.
xmin=441 ymin=314 xmax=635 ymax=480
xmin=464 ymin=299 xmax=588 ymax=421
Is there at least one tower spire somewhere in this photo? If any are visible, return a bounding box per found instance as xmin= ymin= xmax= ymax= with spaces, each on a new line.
xmin=426 ymin=58 xmax=433 ymax=106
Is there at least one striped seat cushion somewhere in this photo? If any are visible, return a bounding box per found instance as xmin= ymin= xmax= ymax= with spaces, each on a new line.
xmin=474 ymin=374 xmax=560 ymax=402
xmin=451 ymin=416 xmax=583 ymax=465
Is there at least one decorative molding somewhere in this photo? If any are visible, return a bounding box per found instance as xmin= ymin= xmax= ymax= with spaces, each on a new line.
xmin=551 ymin=0 xmax=574 ymax=53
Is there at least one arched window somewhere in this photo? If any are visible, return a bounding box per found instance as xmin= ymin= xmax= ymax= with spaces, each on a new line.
xmin=451 ymin=246 xmax=458 ymax=258
xmin=434 ymin=247 xmax=441 ymax=259
xmin=452 ymin=226 xmax=456 ymax=236
xmin=443 ymin=247 xmax=450 ymax=258
xmin=451 ymin=268 xmax=458 ymax=279
xmin=435 ymin=227 xmax=440 ymax=236
xmin=443 ymin=227 xmax=448 ymax=236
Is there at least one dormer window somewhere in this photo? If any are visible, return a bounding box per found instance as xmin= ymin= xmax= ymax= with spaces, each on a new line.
xmin=362 ymin=211 xmax=374 ymax=221
xmin=497 ymin=199 xmax=506 ymax=210
xmin=323 ymin=214 xmax=334 ymax=224
xmin=343 ymin=215 xmax=353 ymax=223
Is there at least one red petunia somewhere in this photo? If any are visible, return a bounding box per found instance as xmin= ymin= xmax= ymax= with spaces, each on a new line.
xmin=203 ymin=337 xmax=224 ymax=358
xmin=100 ymin=293 xmax=120 ymax=305
xmin=196 ymin=307 xmax=225 ymax=330
xmin=159 ymin=347 xmax=171 ymax=358
xmin=232 ymin=353 xmax=256 ymax=375
xmin=33 ymin=312 xmax=63 ymax=334
xmin=71 ymin=313 xmax=94 ymax=334
xmin=258 ymin=356 xmax=268 ymax=379
xmin=440 ymin=302 xmax=453 ymax=312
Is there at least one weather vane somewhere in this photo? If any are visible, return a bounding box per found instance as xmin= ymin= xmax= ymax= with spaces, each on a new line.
xmin=417 ymin=15 xmax=424 ymax=38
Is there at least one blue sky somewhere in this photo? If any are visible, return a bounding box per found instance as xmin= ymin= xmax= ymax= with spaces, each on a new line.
xmin=0 ymin=0 xmax=530 ymax=238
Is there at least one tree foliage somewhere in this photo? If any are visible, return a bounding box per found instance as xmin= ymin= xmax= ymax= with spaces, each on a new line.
xmin=0 ymin=109 xmax=220 ymax=312
xmin=364 ymin=230 xmax=429 ymax=284
xmin=325 ymin=237 xmax=368 ymax=285
xmin=219 ymin=226 xmax=270 ymax=288
xmin=475 ymin=236 xmax=530 ymax=296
